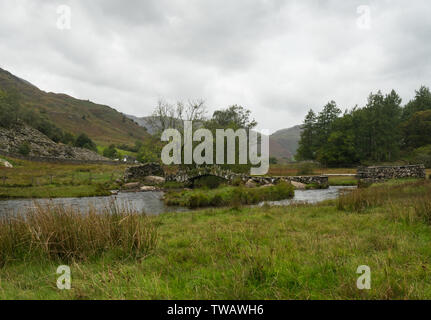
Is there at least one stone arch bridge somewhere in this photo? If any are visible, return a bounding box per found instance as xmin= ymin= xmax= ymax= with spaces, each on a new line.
xmin=165 ymin=165 xmax=329 ymax=187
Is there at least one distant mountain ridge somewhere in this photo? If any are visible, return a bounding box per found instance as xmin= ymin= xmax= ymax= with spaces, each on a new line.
xmin=126 ymin=115 xmax=163 ymax=135
xmin=270 ymin=125 xmax=302 ymax=161
xmin=0 ymin=68 xmax=150 ymax=146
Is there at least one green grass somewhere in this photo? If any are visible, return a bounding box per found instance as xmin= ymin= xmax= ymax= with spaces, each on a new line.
xmin=0 ymin=185 xmax=111 ymax=199
xmin=164 ymin=182 xmax=294 ymax=208
xmin=328 ymin=176 xmax=358 ymax=186
xmin=1 ymin=179 xmax=431 ymax=299
xmin=96 ymin=146 xmax=138 ymax=159
xmin=0 ymin=156 xmax=126 ymax=199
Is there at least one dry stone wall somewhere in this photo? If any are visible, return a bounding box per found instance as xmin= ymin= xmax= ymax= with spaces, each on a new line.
xmin=124 ymin=163 xmax=165 ymax=181
xmin=357 ymin=165 xmax=426 ymax=183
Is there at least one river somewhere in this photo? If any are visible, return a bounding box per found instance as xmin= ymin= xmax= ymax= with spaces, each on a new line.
xmin=0 ymin=186 xmax=355 ymax=216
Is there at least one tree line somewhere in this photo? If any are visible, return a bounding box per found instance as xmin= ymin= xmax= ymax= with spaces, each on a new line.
xmin=296 ymin=86 xmax=431 ymax=167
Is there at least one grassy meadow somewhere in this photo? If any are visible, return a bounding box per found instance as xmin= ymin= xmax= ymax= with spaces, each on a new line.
xmin=1 ymin=178 xmax=431 ymax=299
xmin=0 ymin=157 xmax=127 ymax=199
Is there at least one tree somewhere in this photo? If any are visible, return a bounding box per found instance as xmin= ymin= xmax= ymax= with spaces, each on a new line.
xmin=356 ymin=90 xmax=402 ymax=162
xmin=103 ymin=144 xmax=119 ymax=159
xmin=148 ymin=98 xmax=207 ymax=135
xmin=317 ymin=114 xmax=358 ymax=166
xmin=314 ymin=101 xmax=342 ymax=148
xmin=74 ymin=133 xmax=97 ymax=151
xmin=209 ymin=105 xmax=257 ymax=130
xmin=402 ymin=110 xmax=431 ymax=149
xmin=0 ymin=89 xmax=20 ymax=128
xmin=136 ymin=137 xmax=162 ymax=163
xmin=296 ymin=109 xmax=317 ymax=160
xmin=205 ymin=105 xmax=258 ymax=171
xmin=269 ymin=157 xmax=278 ymax=165
xmin=18 ymin=142 xmax=31 ymax=156
xmin=402 ymin=86 xmax=431 ymax=122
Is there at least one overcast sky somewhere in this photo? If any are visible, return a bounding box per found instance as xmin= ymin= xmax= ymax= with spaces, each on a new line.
xmin=0 ymin=0 xmax=430 ymax=132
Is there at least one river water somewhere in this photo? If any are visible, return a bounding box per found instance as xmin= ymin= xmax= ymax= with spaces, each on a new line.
xmin=0 ymin=186 xmax=355 ymax=216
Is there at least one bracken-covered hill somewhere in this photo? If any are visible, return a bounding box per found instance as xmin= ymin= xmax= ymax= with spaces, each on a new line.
xmin=0 ymin=68 xmax=150 ymax=146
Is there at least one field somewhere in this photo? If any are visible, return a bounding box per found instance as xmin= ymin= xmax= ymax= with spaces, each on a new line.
xmin=1 ymin=178 xmax=431 ymax=299
xmin=0 ymin=157 xmax=127 ymax=199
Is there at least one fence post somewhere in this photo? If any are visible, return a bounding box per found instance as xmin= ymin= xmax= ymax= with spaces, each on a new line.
xmin=89 ymin=172 xmax=92 ymax=184
xmin=1 ymin=176 xmax=7 ymax=186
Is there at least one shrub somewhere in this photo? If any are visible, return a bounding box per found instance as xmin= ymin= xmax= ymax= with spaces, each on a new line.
xmin=296 ymin=162 xmax=315 ymax=175
xmin=18 ymin=142 xmax=31 ymax=156
xmin=103 ymin=144 xmax=119 ymax=159
xmin=231 ymin=176 xmax=244 ymax=186
xmin=74 ymin=133 xmax=97 ymax=152
xmin=192 ymin=175 xmax=226 ymax=189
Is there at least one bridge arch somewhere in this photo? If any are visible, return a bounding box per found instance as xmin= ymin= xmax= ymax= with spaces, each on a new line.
xmin=165 ymin=165 xmax=245 ymax=186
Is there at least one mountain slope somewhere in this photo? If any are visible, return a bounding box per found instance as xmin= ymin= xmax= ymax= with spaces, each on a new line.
xmin=269 ymin=125 xmax=302 ymax=161
xmin=0 ymin=68 xmax=150 ymax=146
xmin=126 ymin=115 xmax=159 ymax=135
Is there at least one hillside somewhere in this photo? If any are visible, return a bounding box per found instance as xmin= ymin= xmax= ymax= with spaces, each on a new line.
xmin=270 ymin=125 xmax=302 ymax=161
xmin=0 ymin=68 xmax=150 ymax=146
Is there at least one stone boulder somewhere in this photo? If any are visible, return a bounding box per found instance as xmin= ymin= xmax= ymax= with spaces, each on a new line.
xmin=0 ymin=159 xmax=13 ymax=168
xmin=143 ymin=175 xmax=166 ymax=185
xmin=124 ymin=163 xmax=164 ymax=182
xmin=123 ymin=182 xmax=141 ymax=190
xmin=140 ymin=186 xmax=157 ymax=192
xmin=290 ymin=181 xmax=306 ymax=190
xmin=245 ymin=179 xmax=257 ymax=188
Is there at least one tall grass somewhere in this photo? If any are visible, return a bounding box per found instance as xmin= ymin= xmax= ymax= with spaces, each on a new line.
xmin=0 ymin=202 xmax=158 ymax=266
xmin=337 ymin=179 xmax=431 ymax=216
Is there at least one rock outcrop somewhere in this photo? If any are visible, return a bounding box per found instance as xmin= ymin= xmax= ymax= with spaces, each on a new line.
xmin=290 ymin=181 xmax=306 ymax=190
xmin=0 ymin=123 xmax=108 ymax=161
xmin=0 ymin=158 xmax=13 ymax=168
xmin=143 ymin=175 xmax=166 ymax=185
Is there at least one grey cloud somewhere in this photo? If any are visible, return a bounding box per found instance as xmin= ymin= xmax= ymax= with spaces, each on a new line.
xmin=0 ymin=0 xmax=430 ymax=131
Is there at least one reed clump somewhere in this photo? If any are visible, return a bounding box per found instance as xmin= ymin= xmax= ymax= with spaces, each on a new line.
xmin=337 ymin=179 xmax=431 ymax=215
xmin=0 ymin=202 xmax=158 ymax=266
